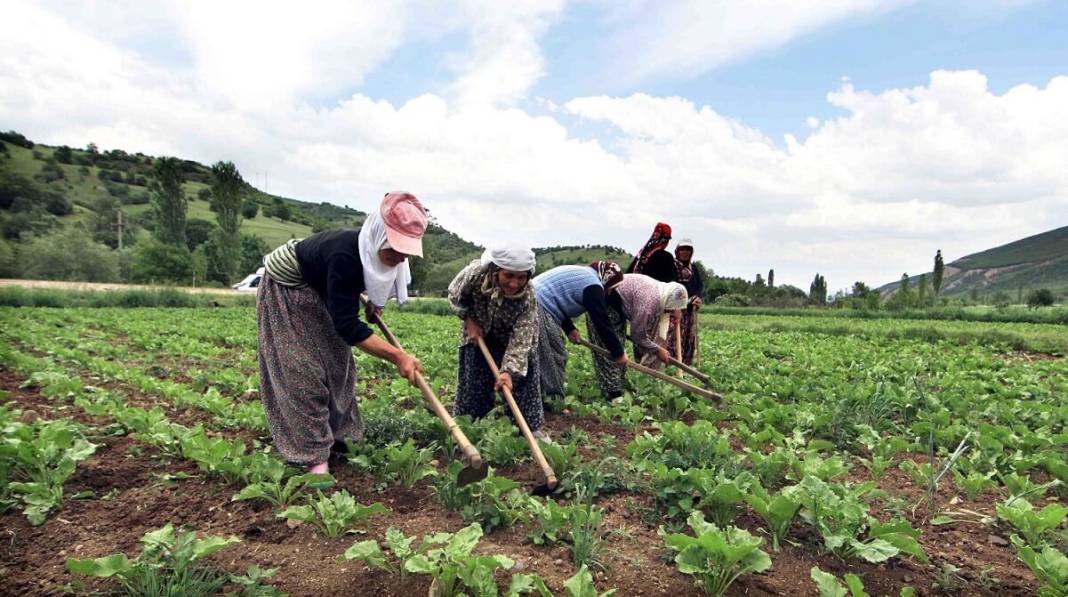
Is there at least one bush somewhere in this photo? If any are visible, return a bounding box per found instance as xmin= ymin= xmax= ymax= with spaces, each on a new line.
xmin=18 ymin=228 xmax=120 ymax=282
xmin=128 ymin=239 xmax=194 ymax=284
xmin=1027 ymin=289 xmax=1055 ymax=309
xmin=0 ymin=130 xmax=33 ymax=149
xmin=0 ymin=237 xmax=16 ymax=276
xmin=714 ymin=293 xmax=750 ymax=307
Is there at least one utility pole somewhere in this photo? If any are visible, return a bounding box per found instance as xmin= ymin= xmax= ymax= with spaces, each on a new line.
xmin=116 ymin=210 xmax=124 ymax=250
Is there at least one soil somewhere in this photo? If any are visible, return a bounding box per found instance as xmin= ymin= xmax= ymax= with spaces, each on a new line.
xmin=0 ymin=368 xmax=1048 ymax=596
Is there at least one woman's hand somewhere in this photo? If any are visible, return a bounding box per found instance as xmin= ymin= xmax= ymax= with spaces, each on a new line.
xmin=464 ymin=318 xmax=484 ymax=343
xmin=613 ymin=353 xmax=630 ymax=366
xmin=393 ymin=351 xmax=423 ymax=384
xmin=567 ymin=329 xmax=582 ymax=344
xmin=656 ymin=346 xmax=672 ymax=364
xmin=691 ymin=296 xmax=703 ymax=309
xmin=494 ymin=372 xmax=513 ymax=393
xmin=365 ymin=303 xmax=383 ymax=323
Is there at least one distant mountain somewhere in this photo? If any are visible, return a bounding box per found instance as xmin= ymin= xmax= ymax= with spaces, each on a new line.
xmin=878 ymin=226 xmax=1068 ymax=297
xmin=0 ymin=131 xmax=631 ymax=292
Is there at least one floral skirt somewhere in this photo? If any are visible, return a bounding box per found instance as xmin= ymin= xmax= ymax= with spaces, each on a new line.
xmin=257 ymin=274 xmax=362 ymax=465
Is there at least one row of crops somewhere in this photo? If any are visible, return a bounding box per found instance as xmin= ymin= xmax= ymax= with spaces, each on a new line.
xmin=0 ymin=306 xmax=1066 ymax=595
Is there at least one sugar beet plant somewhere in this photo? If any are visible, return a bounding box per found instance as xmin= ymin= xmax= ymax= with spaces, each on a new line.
xmin=66 ymin=524 xmax=282 ymax=596
xmin=434 ymin=461 xmax=530 ymax=532
xmin=662 ymin=511 xmax=772 ymax=597
xmin=278 ymin=489 xmax=389 ymax=537
xmin=1 ymin=417 xmax=98 ymax=525
xmin=343 ymin=522 xmax=537 ymax=597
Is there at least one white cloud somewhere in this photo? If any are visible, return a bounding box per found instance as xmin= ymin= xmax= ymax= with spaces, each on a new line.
xmin=598 ymin=0 xmax=914 ymax=86
xmin=444 ymin=0 xmax=565 ymax=107
xmin=1 ymin=2 xmax=1065 ymax=290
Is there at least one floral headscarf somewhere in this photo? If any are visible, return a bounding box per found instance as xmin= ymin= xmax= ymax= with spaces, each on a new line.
xmin=627 ymin=222 xmax=672 ymax=274
xmin=590 ymin=260 xmax=624 ymax=292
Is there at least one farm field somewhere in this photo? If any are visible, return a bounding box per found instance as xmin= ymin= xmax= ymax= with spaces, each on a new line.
xmin=0 ymin=307 xmax=1066 ymax=596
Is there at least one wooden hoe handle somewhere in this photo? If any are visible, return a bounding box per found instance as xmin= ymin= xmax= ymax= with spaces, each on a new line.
xmin=362 ymin=298 xmax=482 ymax=469
xmin=475 ymin=337 xmax=557 ymax=489
xmin=578 ymin=338 xmax=723 ymax=401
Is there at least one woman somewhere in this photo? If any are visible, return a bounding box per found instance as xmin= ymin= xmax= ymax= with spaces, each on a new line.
xmin=257 ymin=192 xmax=425 ymax=475
xmin=588 ymin=273 xmax=688 ymax=395
xmin=627 ymin=222 xmax=677 ymax=283
xmin=532 ymin=261 xmax=629 ymax=399
xmin=666 ymin=238 xmax=703 ymax=365
xmin=448 ymin=245 xmax=547 ymax=440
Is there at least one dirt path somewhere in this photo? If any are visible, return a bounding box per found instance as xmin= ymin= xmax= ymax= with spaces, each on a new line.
xmin=0 ymin=278 xmax=242 ymax=296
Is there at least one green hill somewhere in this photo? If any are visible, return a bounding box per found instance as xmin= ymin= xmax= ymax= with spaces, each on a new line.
xmin=0 ymin=132 xmax=634 ymax=292
xmin=878 ymin=226 xmax=1068 ymax=298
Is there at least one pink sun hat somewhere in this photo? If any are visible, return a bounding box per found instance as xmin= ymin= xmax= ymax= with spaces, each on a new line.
xmin=380 ymin=192 xmax=427 ymax=257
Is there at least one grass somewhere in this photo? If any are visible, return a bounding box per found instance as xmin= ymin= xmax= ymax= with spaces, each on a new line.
xmin=0 ymin=286 xmax=255 ymax=308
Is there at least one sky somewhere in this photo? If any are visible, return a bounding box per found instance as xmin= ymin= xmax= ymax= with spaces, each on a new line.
xmin=2 ymin=0 xmax=1067 ymax=291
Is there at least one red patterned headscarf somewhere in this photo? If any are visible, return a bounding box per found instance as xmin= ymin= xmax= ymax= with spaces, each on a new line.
xmin=627 ymin=222 xmax=672 ymax=274
xmin=590 ymin=261 xmax=624 ymax=292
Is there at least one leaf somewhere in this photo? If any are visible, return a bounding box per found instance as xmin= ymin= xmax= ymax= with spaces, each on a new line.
xmin=446 ymin=523 xmax=484 ymax=559
xmin=563 ymin=564 xmax=616 ymax=597
xmin=191 ymin=535 xmax=241 ymax=560
xmin=810 ymin=567 xmax=848 ymax=597
xmin=342 ymin=540 xmax=388 ymax=570
xmin=507 ymin=572 xmax=553 ymax=597
xmin=405 ymin=554 xmax=435 ymax=574
xmin=232 ymin=483 xmax=268 ymax=502
xmin=66 ymin=554 xmax=133 ymax=578
xmin=851 ymin=538 xmax=899 ymax=563
xmin=844 ymin=574 xmax=870 ymax=597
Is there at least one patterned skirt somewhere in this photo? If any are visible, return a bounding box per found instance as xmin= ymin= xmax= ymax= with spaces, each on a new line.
xmin=257 ymin=274 xmax=362 ymax=465
xmin=454 ymin=338 xmax=544 ymax=432
xmin=585 ymin=307 xmax=628 ymax=398
xmin=536 ymin=304 xmax=568 ymax=398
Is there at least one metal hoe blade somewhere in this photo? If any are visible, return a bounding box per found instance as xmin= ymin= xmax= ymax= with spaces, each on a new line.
xmin=457 ymin=461 xmax=489 ymax=486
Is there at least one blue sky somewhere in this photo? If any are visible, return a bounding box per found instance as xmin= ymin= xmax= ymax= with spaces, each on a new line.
xmin=2 ymin=0 xmax=1066 ymax=289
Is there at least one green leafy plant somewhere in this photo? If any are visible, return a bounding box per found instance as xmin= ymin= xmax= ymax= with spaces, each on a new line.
xmin=231 ymin=462 xmax=334 ymax=509
xmin=433 ymin=461 xmax=529 ymax=532
xmin=662 ymin=511 xmax=772 ymax=596
xmin=346 ymin=523 xmax=515 ymax=597
xmin=997 ymin=498 xmax=1068 ymax=548
xmin=746 ymin=481 xmax=802 ymax=551
xmin=810 ymin=566 xmax=916 ymax=597
xmin=952 ymin=468 xmax=996 ymax=500
xmin=2 ymin=419 xmax=98 ymax=525
xmin=563 ymin=564 xmax=618 ymax=597
xmin=350 ymin=438 xmax=437 ymax=489
xmin=278 ymin=490 xmax=389 ymax=537
xmin=66 ymin=524 xmax=246 ymax=595
xmin=795 ymin=476 xmax=928 ymax=564
xmin=569 ymin=483 xmax=606 ymax=572
xmin=1011 ymin=534 xmax=1068 ymax=597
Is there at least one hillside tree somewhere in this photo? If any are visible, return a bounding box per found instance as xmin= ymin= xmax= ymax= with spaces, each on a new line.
xmin=209 ymin=161 xmax=245 ymax=282
xmin=768 ymin=269 xmax=775 ymax=289
xmin=917 ymin=273 xmax=928 ymax=307
xmin=149 ymin=157 xmax=187 ymax=247
xmin=932 ymin=250 xmax=944 ymax=296
xmin=809 ymin=273 xmax=827 ymax=304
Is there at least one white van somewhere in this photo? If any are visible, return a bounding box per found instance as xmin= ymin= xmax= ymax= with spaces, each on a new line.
xmin=233 ymin=267 xmax=265 ymax=292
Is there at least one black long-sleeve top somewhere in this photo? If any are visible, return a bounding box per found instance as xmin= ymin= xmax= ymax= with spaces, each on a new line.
xmin=295 ymin=229 xmax=374 ymax=346
xmin=558 ymin=285 xmax=625 ymax=359
xmin=680 ymin=264 xmax=703 ymax=308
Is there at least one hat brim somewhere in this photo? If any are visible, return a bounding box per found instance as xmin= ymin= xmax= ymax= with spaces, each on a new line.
xmin=384 ymin=226 xmax=423 ymax=257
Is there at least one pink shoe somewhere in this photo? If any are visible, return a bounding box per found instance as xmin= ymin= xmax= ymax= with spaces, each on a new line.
xmin=307 ymin=461 xmax=329 ymax=475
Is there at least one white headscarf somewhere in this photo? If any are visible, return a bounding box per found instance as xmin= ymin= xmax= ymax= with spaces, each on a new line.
xmin=656 ymin=281 xmax=688 ymax=339
xmin=480 ymin=244 xmax=536 ymax=273
xmin=359 ymin=211 xmax=412 ymax=307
